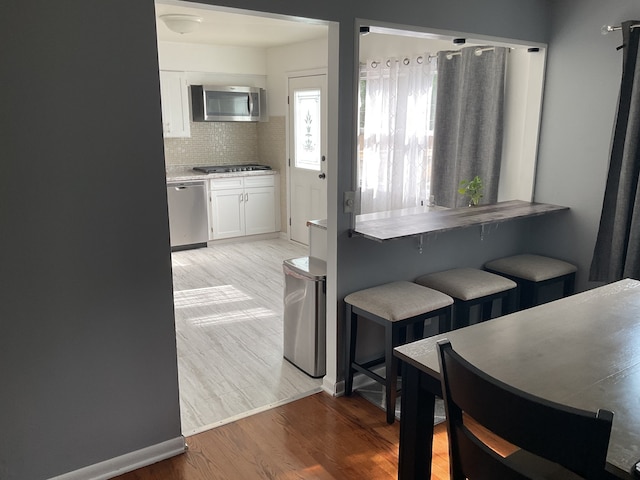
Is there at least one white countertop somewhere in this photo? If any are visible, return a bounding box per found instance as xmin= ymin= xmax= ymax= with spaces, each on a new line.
xmin=166 ymin=167 xmax=278 ymax=183
xmin=307 ymin=219 xmax=327 ymax=230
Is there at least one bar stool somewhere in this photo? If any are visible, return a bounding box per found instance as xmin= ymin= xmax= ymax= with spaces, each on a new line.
xmin=344 ymin=281 xmax=453 ymax=424
xmin=415 ymin=268 xmax=517 ymax=330
xmin=484 ymin=254 xmax=577 ymax=310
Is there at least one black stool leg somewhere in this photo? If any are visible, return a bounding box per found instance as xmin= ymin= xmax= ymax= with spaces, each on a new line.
xmin=454 ymin=302 xmax=470 ymax=329
xmin=438 ymin=307 xmax=452 ymax=333
xmin=504 ymin=289 xmax=517 ymax=315
xmin=345 ymin=304 xmax=357 ymax=396
xmin=520 ymin=280 xmax=535 ymax=309
xmin=564 ymin=273 xmax=576 ymax=296
xmin=412 ymin=320 xmax=425 ymax=341
xmin=532 ymin=282 xmax=541 ymax=307
xmin=385 ymin=324 xmax=401 ymax=424
xmin=481 ymin=300 xmax=493 ymax=321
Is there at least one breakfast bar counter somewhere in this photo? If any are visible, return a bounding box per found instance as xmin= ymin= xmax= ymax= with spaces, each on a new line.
xmin=352 ymin=200 xmax=568 ymax=242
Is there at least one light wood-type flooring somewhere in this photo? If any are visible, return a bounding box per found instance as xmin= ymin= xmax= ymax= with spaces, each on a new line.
xmin=172 ymin=238 xmax=323 ymax=435
xmin=114 ymin=392 xmax=453 ymax=480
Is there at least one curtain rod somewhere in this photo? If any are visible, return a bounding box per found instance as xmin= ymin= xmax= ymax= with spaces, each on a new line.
xmin=444 ymin=46 xmax=495 ymax=60
xmin=360 ymin=46 xmax=506 ymax=68
xmin=602 ymin=23 xmax=640 ymax=34
xmin=362 ymin=55 xmax=437 ymax=68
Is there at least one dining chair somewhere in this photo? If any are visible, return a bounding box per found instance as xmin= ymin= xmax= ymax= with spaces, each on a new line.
xmin=437 ymin=339 xmax=614 ymax=480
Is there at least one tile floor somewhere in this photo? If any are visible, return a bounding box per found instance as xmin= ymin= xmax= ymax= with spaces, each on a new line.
xmin=171 ymin=238 xmax=323 ymax=435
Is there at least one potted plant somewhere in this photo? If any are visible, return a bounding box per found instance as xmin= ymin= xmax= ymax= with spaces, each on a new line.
xmin=458 ymin=176 xmax=484 ymax=206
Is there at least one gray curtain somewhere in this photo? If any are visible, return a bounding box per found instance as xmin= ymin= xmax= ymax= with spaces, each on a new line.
xmin=431 ymin=46 xmax=507 ymax=208
xmin=590 ymin=21 xmax=640 ymax=282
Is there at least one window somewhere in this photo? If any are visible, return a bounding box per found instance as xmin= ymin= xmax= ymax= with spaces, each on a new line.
xmin=294 ymin=89 xmax=322 ymax=171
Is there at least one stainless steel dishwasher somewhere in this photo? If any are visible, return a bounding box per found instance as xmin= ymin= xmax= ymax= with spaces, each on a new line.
xmin=166 ymin=181 xmax=208 ymax=250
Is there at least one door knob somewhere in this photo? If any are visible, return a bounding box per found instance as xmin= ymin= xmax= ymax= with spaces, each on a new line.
xmin=318 ymin=173 xmax=326 ymax=179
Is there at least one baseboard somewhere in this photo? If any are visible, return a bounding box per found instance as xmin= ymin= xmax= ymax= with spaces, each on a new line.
xmin=322 ymin=375 xmax=343 ymax=396
xmin=206 ymin=232 xmax=279 ymax=246
xmin=49 ymin=436 xmax=186 ymax=480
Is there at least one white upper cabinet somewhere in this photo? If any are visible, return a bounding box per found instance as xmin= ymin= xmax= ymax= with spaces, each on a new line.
xmin=159 ymin=71 xmax=191 ymax=138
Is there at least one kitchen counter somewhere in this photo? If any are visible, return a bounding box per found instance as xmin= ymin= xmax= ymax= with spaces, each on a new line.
xmin=166 ymin=166 xmax=279 ymax=183
xmin=307 ymin=219 xmax=327 ymax=230
xmin=307 ymin=219 xmax=327 ymax=261
xmin=352 ymin=200 xmax=568 ymax=242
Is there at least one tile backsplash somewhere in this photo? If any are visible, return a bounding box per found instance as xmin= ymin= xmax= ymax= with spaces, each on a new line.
xmin=163 ymin=121 xmax=259 ymax=168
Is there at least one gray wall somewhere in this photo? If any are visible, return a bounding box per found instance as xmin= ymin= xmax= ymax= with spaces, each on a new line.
xmin=6 ymin=0 xmax=635 ymax=478
xmin=1 ymin=1 xmax=181 ymax=479
xmin=531 ymin=0 xmax=640 ymax=290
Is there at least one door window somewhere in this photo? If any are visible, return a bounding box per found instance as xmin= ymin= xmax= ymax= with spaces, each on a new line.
xmin=294 ymin=89 xmax=322 ymax=171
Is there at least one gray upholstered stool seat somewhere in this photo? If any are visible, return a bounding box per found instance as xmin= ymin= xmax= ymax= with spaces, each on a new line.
xmin=415 ymin=268 xmax=517 ymax=329
xmin=484 ymin=254 xmax=577 ymax=309
xmin=344 ymin=281 xmax=453 ymax=424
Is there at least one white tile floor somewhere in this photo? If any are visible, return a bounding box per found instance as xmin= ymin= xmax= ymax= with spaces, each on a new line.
xmin=172 ymin=238 xmax=323 ymax=435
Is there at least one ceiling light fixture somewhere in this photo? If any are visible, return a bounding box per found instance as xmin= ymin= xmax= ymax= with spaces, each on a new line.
xmin=160 ymin=14 xmax=203 ymax=34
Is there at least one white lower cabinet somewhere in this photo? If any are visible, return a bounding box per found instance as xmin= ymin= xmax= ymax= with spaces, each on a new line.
xmin=210 ymin=186 xmax=245 ymax=239
xmin=209 ymin=175 xmax=277 ymax=240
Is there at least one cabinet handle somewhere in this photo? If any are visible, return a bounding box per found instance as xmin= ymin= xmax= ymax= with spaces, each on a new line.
xmin=318 ymin=173 xmax=326 ymax=179
xmin=239 ymin=193 xmax=243 ymax=202
xmin=245 ymin=193 xmax=249 ymax=202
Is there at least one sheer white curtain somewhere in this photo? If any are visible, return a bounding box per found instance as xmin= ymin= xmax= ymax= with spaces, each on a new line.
xmin=359 ymin=53 xmax=437 ymax=214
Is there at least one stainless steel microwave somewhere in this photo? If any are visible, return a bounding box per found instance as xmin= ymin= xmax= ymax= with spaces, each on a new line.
xmin=190 ymin=85 xmax=266 ymax=122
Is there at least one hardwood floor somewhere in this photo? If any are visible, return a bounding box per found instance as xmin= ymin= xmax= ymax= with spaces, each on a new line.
xmin=172 ymin=238 xmax=323 ymax=434
xmin=114 ymin=392 xmax=453 ymax=480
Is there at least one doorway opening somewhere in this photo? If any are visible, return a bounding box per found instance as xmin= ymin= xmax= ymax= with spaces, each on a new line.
xmin=155 ymin=0 xmax=331 ymax=435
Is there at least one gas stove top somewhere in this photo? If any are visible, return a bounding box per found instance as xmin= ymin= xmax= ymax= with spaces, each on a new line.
xmin=193 ymin=164 xmax=272 ymax=174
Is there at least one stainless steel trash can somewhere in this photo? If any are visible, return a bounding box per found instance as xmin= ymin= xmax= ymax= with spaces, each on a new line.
xmin=283 ymin=256 xmax=326 ymax=377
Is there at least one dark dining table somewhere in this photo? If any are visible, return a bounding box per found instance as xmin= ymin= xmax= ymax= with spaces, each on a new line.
xmin=394 ymin=278 xmax=640 ymax=480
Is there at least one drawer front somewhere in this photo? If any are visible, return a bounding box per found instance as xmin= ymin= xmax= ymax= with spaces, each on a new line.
xmin=244 ymin=175 xmax=275 ymax=188
xmin=210 ymin=177 xmax=244 ymax=190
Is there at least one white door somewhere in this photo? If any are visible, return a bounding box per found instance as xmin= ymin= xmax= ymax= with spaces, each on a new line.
xmin=288 ymin=74 xmax=327 ymax=245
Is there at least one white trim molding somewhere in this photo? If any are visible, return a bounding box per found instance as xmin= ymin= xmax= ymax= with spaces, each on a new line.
xmin=49 ymin=436 xmax=186 ymax=480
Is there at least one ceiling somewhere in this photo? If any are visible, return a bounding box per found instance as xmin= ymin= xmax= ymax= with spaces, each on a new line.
xmin=155 ymin=1 xmax=328 ymax=48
